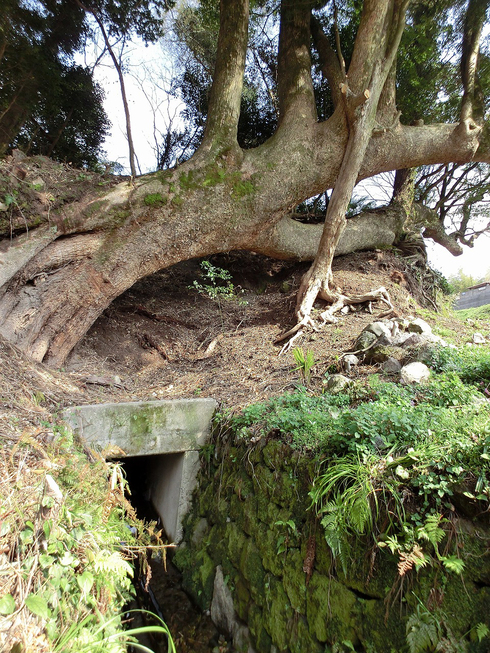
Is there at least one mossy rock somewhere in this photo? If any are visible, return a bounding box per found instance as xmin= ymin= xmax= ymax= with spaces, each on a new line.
xmin=233 ymin=492 xmax=258 ymax=537
xmin=263 ymin=576 xmax=293 ymax=651
xmin=283 ymin=548 xmax=307 ymax=613
xmin=269 ymin=470 xmax=302 ymax=509
xmin=335 ymin=541 xmax=397 ymax=598
xmin=262 ymin=440 xmax=291 ymax=471
xmin=239 ymin=538 xmax=267 ymax=604
xmin=234 ymin=577 xmax=251 ymax=622
xmin=313 ymin=531 xmax=333 ymax=575
xmin=257 ymin=524 xmax=286 ymax=577
xmin=365 ymin=345 xmax=407 ymax=364
xmin=248 ymin=603 xmax=273 ymax=653
xmin=224 ymin=521 xmax=249 ymax=565
xmin=288 ymin=616 xmax=324 ymax=653
xmin=306 ymin=574 xmax=359 ymax=644
xmin=174 ymin=547 xmax=216 ymax=611
xmin=358 ymin=597 xmax=405 ymax=652
xmin=207 ymin=523 xmax=228 ymax=562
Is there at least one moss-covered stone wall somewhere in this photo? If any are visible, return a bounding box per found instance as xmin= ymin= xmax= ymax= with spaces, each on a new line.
xmin=174 ymin=433 xmax=490 ymax=653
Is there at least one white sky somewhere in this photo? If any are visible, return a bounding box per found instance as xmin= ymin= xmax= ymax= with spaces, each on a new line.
xmin=92 ymin=44 xmax=490 ymax=283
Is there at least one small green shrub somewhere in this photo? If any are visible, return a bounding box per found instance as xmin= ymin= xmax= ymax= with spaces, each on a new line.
xmin=293 ymin=347 xmax=315 ymax=385
xmin=190 ymin=260 xmax=236 ymax=302
xmin=425 ymin=345 xmax=490 ymax=389
xmin=144 ymin=192 xmax=167 ymax=207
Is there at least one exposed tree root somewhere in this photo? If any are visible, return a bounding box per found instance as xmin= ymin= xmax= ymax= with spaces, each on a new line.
xmin=276 ymin=286 xmax=394 ymax=354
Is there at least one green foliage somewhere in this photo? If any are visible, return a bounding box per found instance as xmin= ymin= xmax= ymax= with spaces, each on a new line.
xmin=457 ymin=304 xmax=490 ymax=320
xmin=274 ymin=520 xmax=298 ymax=555
xmin=0 ymin=0 xmax=109 ymax=166
xmin=293 ymin=348 xmax=315 ymax=385
xmin=424 ymin=345 xmax=490 ymax=389
xmin=12 ymin=65 xmax=110 ymax=169
xmin=406 ymin=602 xmax=442 ymax=653
xmin=231 ymin=347 xmax=490 ymax=581
xmin=476 ymin=623 xmax=490 ymax=643
xmin=1 ymin=421 xmax=173 ymax=652
xmin=144 ymin=192 xmax=167 ymax=206
xmin=190 ymin=260 xmax=240 ymax=303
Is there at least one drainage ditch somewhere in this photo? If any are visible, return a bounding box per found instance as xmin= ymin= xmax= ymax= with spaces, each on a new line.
xmin=121 ymin=456 xmax=233 ymax=653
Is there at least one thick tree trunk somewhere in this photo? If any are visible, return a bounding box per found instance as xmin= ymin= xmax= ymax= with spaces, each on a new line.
xmin=1 ymin=0 xmax=490 ymax=365
xmin=0 ymin=109 xmax=487 ymax=366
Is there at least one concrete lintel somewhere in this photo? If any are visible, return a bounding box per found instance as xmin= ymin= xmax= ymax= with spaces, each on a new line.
xmin=63 ymin=398 xmax=218 ymax=456
xmin=63 ymin=398 xmax=217 ymax=543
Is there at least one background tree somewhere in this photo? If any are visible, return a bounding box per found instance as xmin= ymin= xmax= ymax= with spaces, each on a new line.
xmin=11 ymin=64 xmax=109 ymax=169
xmin=0 ymin=0 xmax=88 ymax=156
xmin=73 ymin=0 xmax=174 ymax=176
xmin=0 ymin=0 xmax=174 ymax=170
xmin=447 ymin=266 xmax=490 ymax=292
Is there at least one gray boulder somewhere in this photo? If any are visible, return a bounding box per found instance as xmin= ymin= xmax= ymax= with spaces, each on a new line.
xmin=325 ymin=374 xmax=352 ymax=393
xmin=407 ymin=317 xmax=433 ymax=336
xmin=400 ymin=362 xmax=430 ymax=384
xmin=353 ymin=330 xmax=378 ymax=351
xmin=383 ymin=357 xmax=402 ymax=374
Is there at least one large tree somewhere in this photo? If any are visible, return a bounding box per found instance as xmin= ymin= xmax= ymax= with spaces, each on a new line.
xmin=1 ymin=0 xmax=489 ymax=366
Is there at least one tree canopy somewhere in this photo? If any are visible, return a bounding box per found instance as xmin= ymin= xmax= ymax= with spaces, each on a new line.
xmin=0 ymin=0 xmax=173 ymax=167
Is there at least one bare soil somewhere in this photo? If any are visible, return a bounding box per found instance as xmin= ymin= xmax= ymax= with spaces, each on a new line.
xmin=60 ymin=249 xmax=467 ymax=411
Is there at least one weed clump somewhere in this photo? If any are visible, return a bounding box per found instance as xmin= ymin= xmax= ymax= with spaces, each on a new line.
xmin=0 ymin=422 xmax=173 ymax=652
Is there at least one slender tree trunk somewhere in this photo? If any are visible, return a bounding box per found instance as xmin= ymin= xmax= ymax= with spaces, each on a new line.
xmin=293 ymin=0 xmax=409 ymax=330
xmin=76 ymin=0 xmax=138 ymax=177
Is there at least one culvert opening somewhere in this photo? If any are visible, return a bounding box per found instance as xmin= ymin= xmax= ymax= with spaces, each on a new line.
xmin=117 ymin=454 xmax=228 ymax=653
xmin=118 ymin=452 xmax=186 ymax=532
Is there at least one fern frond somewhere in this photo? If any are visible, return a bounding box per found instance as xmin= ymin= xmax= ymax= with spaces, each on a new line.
xmin=440 ymin=555 xmax=465 ymax=575
xmin=417 ymin=514 xmax=445 ymax=547
xmin=92 ymin=551 xmax=134 ymax=584
xmin=476 ymin=622 xmax=490 ymax=642
xmin=406 ymin=607 xmax=440 ymax=653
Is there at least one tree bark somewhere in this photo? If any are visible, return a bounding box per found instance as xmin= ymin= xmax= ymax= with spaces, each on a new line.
xmin=292 ymin=0 xmax=409 ymax=331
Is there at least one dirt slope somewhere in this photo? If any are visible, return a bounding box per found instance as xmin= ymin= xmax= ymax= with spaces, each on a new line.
xmin=58 ymin=249 xmax=465 ymax=411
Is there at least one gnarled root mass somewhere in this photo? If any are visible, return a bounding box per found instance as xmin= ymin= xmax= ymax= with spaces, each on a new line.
xmin=275 ymin=285 xmax=394 ymax=354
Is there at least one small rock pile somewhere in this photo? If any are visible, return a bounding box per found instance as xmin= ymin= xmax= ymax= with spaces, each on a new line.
xmin=326 ymin=316 xmax=488 ymax=391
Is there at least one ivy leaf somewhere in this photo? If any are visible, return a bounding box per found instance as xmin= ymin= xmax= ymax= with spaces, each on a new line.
xmin=77 ymin=571 xmax=94 ymax=596
xmin=25 ymin=595 xmax=50 ymax=619
xmin=0 ymin=594 xmax=16 ymax=615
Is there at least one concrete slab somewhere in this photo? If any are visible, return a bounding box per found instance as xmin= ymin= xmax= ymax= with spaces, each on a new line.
xmin=63 ymin=398 xmax=217 ymax=456
xmin=63 ymin=398 xmax=217 ymax=542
